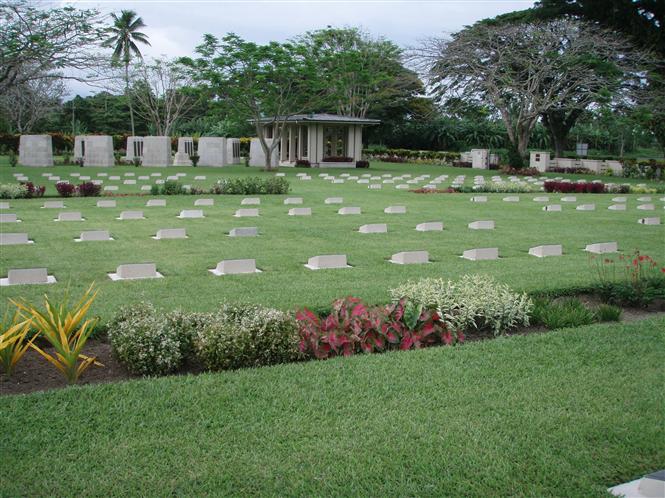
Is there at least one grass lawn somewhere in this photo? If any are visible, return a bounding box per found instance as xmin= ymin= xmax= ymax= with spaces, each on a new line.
xmin=2 ymin=317 xmax=664 ymax=496
xmin=1 ymin=161 xmax=664 ymax=320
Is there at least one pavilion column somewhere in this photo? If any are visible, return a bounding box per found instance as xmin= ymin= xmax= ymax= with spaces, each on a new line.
xmin=280 ymin=129 xmax=287 ymax=162
xmin=288 ymin=126 xmax=295 ymax=162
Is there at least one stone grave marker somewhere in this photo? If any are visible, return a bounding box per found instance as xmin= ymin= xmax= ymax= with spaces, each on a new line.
xmin=528 ymin=244 xmax=562 ymax=258
xmin=118 ymin=210 xmax=144 ymax=220
xmin=462 ymin=248 xmax=499 ymax=261
xmin=146 ymin=199 xmax=166 ymax=207
xmin=56 ymin=211 xmax=83 ymax=222
xmin=543 ymin=205 xmax=562 ymax=212
xmin=416 ymin=221 xmax=444 ymax=231
xmin=284 ymin=197 xmax=303 ymax=205
xmin=384 ymin=205 xmax=406 ymax=214
xmin=359 ymin=223 xmax=387 ymax=234
xmin=468 ymin=220 xmax=495 ymax=230
xmin=154 ymin=228 xmax=187 ymax=239
xmin=503 ymin=196 xmax=519 ymax=202
xmin=109 ymin=263 xmax=163 ymax=280
xmin=637 ymin=204 xmax=655 ymax=210
xmin=288 ymin=207 xmax=312 ymax=216
xmin=241 ymin=198 xmax=260 ymax=205
xmin=229 ymin=227 xmax=258 ymax=237
xmin=0 ymin=233 xmax=32 ymax=245
xmin=234 ymin=208 xmax=259 ymax=217
xmin=77 ymin=230 xmax=112 ymax=242
xmin=608 ymin=204 xmax=626 ymax=211
xmin=638 ymin=217 xmax=660 ymax=225
xmin=1 ymin=268 xmax=55 ymax=286
xmin=390 ymin=251 xmax=429 ymax=264
xmin=576 ymin=204 xmax=595 ymax=211
xmin=0 ymin=214 xmax=19 ymax=223
xmin=178 ymin=210 xmax=204 ymax=219
xmin=43 ymin=200 xmax=64 ymax=209
xmin=194 ymin=198 xmax=214 ymax=207
xmin=585 ymin=242 xmax=618 ymax=254
xmin=338 ymin=207 xmax=361 ymax=215
xmin=305 ymin=254 xmax=350 ymax=270
xmin=210 ymin=259 xmax=260 ymax=276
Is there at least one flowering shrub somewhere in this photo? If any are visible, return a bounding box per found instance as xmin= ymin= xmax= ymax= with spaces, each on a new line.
xmin=195 ymin=304 xmax=301 ymax=370
xmin=108 ymin=302 xmax=185 ymax=375
xmin=55 ymin=181 xmax=76 ymax=197
xmin=501 ymin=166 xmax=540 ymax=176
xmin=296 ymin=297 xmax=462 ymax=360
xmin=77 ymin=182 xmax=101 ymax=197
xmin=590 ymin=250 xmax=665 ymax=307
xmin=543 ymin=180 xmax=605 ymax=193
xmin=21 ymin=182 xmax=45 ymax=198
xmin=390 ymin=275 xmax=533 ymax=335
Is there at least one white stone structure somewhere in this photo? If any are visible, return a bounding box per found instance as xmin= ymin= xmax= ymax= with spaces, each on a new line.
xmin=118 ymin=211 xmax=145 ymax=220
xmin=638 ymin=217 xmax=660 ymax=225
xmin=530 ymin=151 xmax=550 ymax=172
xmin=194 ymin=198 xmax=214 ymax=206
xmin=178 ymin=210 xmax=204 ymax=219
xmin=234 ymin=208 xmax=259 ymax=217
xmin=254 ymin=114 xmax=379 ymax=167
xmin=173 ymin=137 xmax=195 ymax=166
xmin=0 ymin=233 xmax=32 ymax=245
xmin=146 ymin=199 xmax=166 ymax=207
xmin=384 ymin=206 xmax=407 ymax=214
xmin=284 ymin=198 xmax=303 ymax=205
xmin=325 ymin=197 xmax=343 ymax=204
xmin=198 ymin=137 xmax=227 ymax=167
xmin=241 ymin=198 xmax=260 ymax=205
xmin=124 ymin=136 xmax=144 ymax=162
xmin=56 ymin=212 xmax=83 ymax=222
xmin=468 ymin=220 xmax=495 ymax=230
xmin=43 ymin=200 xmax=65 ymax=209
xmin=141 ymin=136 xmax=172 ymax=166
xmin=74 ymin=135 xmax=114 ymax=167
xmin=338 ymin=207 xmax=361 ymax=215
xmin=585 ymin=242 xmax=618 ymax=254
xmin=471 ymin=149 xmax=489 ymax=169
xmin=19 ymin=135 xmax=53 ymax=167
xmin=288 ymin=207 xmax=312 ymax=216
xmin=226 ymin=138 xmax=241 ymax=165
xmin=249 ymin=138 xmax=278 ymax=167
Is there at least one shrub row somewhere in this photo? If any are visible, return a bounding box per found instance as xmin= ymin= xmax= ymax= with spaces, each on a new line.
xmin=543 ymin=180 xmax=605 ymax=193
xmin=0 ymin=182 xmax=46 ymax=199
xmin=363 ymin=147 xmax=461 ymax=163
xmin=55 ymin=181 xmax=102 ymax=197
xmin=148 ymin=177 xmax=290 ymax=196
xmin=108 ymin=302 xmax=301 ymax=376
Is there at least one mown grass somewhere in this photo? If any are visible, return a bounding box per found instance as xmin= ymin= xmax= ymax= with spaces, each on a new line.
xmin=1 ymin=161 xmax=664 ymax=320
xmin=2 ymin=317 xmax=664 ymax=496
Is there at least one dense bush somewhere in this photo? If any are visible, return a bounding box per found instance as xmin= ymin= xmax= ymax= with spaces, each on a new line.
xmin=0 ymin=184 xmax=27 ymax=199
xmin=212 ymin=176 xmax=289 ymax=195
xmin=21 ymin=182 xmax=46 ymax=198
xmin=531 ymin=298 xmax=596 ymax=329
xmin=295 ymin=159 xmax=311 ymax=168
xmin=297 ymin=297 xmax=462 ymax=360
xmin=622 ymin=159 xmax=665 ymax=179
xmin=501 ymin=166 xmax=539 ymax=176
xmin=195 ymin=304 xmax=301 ymax=370
xmin=363 ymin=147 xmax=461 ymax=164
xmin=543 ymin=180 xmax=605 ymax=193
xmin=321 ymin=156 xmax=353 ymax=162
xmin=355 ymin=160 xmax=370 ymax=168
xmin=108 ymin=302 xmax=188 ymax=376
xmin=1 ymin=182 xmax=45 ymax=199
xmin=546 ymin=166 xmax=590 ymax=174
xmin=77 ymin=181 xmax=101 ymax=197
xmin=55 ymin=182 xmax=76 ymax=197
xmin=390 ymin=275 xmax=533 ymax=335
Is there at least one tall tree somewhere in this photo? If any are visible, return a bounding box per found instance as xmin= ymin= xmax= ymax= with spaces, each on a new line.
xmin=102 ymin=10 xmax=151 ymax=136
xmin=414 ymin=18 xmax=648 ymax=161
xmin=0 ymin=0 xmax=105 ymax=96
xmin=131 ymin=58 xmax=197 ymax=136
xmin=300 ymin=28 xmax=421 ymax=119
xmin=181 ymin=34 xmax=322 ymax=170
xmin=0 ymin=76 xmax=65 ymax=133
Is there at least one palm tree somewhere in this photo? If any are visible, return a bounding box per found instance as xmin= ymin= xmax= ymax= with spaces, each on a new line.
xmin=103 ymin=10 xmax=151 ymax=136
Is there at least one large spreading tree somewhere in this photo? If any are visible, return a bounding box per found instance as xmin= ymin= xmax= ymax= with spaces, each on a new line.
xmin=415 ymin=18 xmax=648 ymax=162
xmin=0 ymin=0 xmax=105 ymax=96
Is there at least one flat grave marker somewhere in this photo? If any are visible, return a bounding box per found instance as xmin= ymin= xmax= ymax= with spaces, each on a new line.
xmin=210 ymin=259 xmax=260 ymax=276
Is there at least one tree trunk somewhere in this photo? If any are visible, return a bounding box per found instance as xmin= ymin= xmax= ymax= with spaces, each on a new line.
xmin=125 ymin=62 xmax=135 ymax=136
xmin=255 ymin=120 xmax=275 ymax=171
xmin=542 ymin=108 xmax=583 ymax=158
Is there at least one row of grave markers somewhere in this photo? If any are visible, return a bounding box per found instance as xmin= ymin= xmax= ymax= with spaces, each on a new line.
xmin=0 ymin=241 xmax=627 ymax=286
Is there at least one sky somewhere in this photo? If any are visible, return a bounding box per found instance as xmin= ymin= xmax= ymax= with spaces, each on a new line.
xmin=60 ymin=0 xmax=536 ymax=96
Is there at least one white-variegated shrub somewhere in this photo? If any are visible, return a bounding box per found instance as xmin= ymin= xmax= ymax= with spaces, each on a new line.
xmin=108 ymin=302 xmax=186 ymax=375
xmin=390 ymin=275 xmax=532 ymax=335
xmin=195 ymin=304 xmax=301 ymax=370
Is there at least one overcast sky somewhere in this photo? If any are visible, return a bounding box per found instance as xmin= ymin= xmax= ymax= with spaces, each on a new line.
xmin=62 ymin=0 xmax=536 ymax=96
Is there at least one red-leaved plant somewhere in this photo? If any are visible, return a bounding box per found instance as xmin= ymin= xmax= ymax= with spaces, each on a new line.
xmin=55 ymin=182 xmax=76 ymax=197
xmin=296 ymin=297 xmax=463 ymax=360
